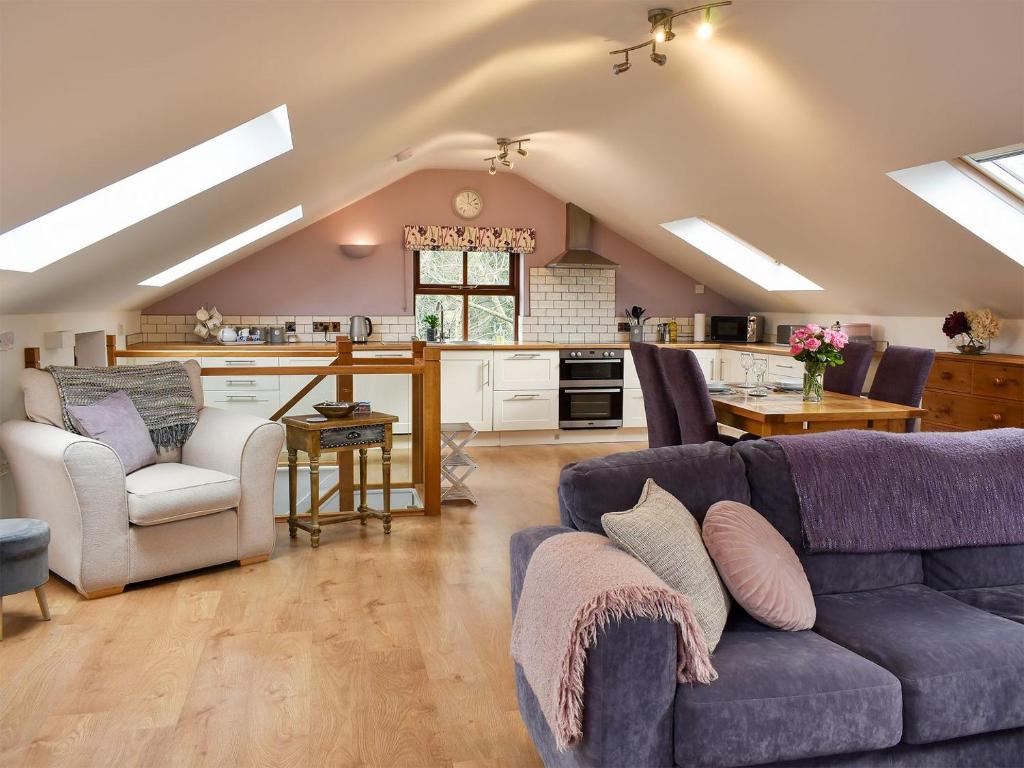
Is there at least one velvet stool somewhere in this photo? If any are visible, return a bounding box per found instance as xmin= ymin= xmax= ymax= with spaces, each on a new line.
xmin=0 ymin=518 xmax=51 ymax=640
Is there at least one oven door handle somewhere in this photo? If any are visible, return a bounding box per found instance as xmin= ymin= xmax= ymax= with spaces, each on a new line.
xmin=562 ymin=359 xmax=623 ymax=364
xmin=563 ymin=388 xmax=621 ymax=394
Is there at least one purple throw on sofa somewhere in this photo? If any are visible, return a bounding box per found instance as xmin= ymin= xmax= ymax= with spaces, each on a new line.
xmin=770 ymin=428 xmax=1024 ymax=554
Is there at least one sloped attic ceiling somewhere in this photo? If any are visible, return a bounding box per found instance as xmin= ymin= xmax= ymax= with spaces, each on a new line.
xmin=1 ymin=0 xmax=1022 ymax=317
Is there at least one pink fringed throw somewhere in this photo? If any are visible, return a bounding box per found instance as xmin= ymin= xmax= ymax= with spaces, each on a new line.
xmin=510 ymin=532 xmax=716 ymax=751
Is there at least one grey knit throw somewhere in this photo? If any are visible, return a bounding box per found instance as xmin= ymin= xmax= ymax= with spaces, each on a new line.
xmin=769 ymin=428 xmax=1024 ymax=553
xmin=49 ymin=362 xmax=198 ymax=451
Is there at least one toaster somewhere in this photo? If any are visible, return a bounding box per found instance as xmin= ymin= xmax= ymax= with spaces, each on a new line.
xmin=775 ymin=324 xmax=803 ymax=346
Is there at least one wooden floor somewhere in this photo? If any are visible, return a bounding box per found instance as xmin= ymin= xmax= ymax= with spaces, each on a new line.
xmin=0 ymin=441 xmax=637 ymax=768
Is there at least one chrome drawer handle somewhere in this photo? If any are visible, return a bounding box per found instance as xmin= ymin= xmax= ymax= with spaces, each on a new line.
xmin=226 ymin=395 xmax=261 ymax=401
xmin=226 ymin=360 xmax=256 ymax=365
xmin=226 ymin=379 xmax=256 ymax=385
xmin=374 ymin=353 xmax=403 ymax=357
xmin=510 ymin=353 xmax=541 ymax=359
xmin=511 ymin=394 xmax=540 ymax=399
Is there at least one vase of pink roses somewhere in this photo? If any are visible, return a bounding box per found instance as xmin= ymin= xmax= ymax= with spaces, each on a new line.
xmin=788 ymin=324 xmax=848 ymax=402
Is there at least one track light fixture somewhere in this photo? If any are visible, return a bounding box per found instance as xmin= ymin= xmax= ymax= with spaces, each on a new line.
xmin=608 ymin=2 xmax=731 ymax=74
xmin=483 ymin=137 xmax=531 ymax=173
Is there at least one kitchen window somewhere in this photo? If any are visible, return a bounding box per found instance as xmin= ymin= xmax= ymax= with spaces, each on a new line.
xmin=414 ymin=251 xmax=519 ymax=341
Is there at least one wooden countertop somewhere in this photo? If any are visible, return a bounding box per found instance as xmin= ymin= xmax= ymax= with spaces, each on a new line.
xmin=119 ymin=341 xmax=797 ymax=356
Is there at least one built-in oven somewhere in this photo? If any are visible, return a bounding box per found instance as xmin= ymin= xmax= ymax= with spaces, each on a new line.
xmin=559 ymin=349 xmax=624 ymax=429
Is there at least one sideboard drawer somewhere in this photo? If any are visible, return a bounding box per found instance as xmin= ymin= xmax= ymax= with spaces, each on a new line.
xmin=972 ymin=364 xmax=1023 ymax=401
xmin=927 ymin=358 xmax=972 ymax=393
xmin=923 ymin=390 xmax=1023 ymax=430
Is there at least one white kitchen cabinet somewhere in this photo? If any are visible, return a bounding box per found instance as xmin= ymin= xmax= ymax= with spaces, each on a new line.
xmin=624 ymin=351 xmax=640 ymax=389
xmin=718 ymin=350 xmax=743 ymax=383
xmin=769 ymin=354 xmax=801 ymax=383
xmin=127 ymin=355 xmax=204 ymax=366
xmin=278 ymin=356 xmax=336 ymax=419
xmin=693 ymin=350 xmax=718 ymax=383
xmin=203 ymin=390 xmax=280 ymax=419
xmin=493 ymin=351 xmax=559 ymax=391
xmin=492 ymin=390 xmax=558 ymax=431
xmin=441 ymin=351 xmax=493 ymax=432
xmin=200 ymin=356 xmax=278 ymax=369
xmin=353 ymin=350 xmax=412 ymax=434
xmin=623 ymin=388 xmax=647 ymax=428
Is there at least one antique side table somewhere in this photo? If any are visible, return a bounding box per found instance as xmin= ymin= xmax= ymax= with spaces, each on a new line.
xmin=282 ymin=412 xmax=399 ymax=548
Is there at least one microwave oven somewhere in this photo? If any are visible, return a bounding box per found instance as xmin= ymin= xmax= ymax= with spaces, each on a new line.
xmin=709 ymin=315 xmax=765 ymax=343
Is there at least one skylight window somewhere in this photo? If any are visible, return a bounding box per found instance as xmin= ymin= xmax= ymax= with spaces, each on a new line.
xmin=0 ymin=105 xmax=293 ymax=273
xmin=965 ymin=144 xmax=1024 ymax=201
xmin=660 ymin=218 xmax=823 ymax=291
xmin=888 ymin=161 xmax=1024 ymax=268
xmin=139 ymin=205 xmax=303 ymax=287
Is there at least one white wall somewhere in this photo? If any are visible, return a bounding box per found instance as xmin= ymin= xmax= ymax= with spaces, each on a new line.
xmin=0 ymin=311 xmax=141 ymax=516
xmin=757 ymin=313 xmax=1024 ymax=356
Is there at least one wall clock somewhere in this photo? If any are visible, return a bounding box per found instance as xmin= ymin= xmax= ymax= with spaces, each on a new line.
xmin=453 ymin=189 xmax=483 ymax=220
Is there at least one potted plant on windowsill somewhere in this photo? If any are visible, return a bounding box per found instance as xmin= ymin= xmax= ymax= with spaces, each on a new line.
xmin=788 ymin=324 xmax=848 ymax=402
xmin=422 ymin=314 xmax=440 ymax=342
xmin=942 ymin=309 xmax=1001 ymax=354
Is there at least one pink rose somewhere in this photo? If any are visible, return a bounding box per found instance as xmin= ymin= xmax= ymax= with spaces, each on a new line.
xmin=790 ymin=344 xmax=803 ymax=356
xmin=805 ymin=337 xmax=821 ymax=351
xmin=807 ymin=324 xmax=822 ymax=334
xmin=788 ymin=333 xmax=801 ymax=346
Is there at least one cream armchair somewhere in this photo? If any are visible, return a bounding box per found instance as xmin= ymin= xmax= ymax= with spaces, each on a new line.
xmin=0 ymin=362 xmax=284 ymax=598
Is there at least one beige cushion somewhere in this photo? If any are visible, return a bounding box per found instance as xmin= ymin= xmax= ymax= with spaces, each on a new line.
xmin=601 ymin=478 xmax=731 ymax=652
xmin=126 ymin=462 xmax=240 ymax=526
xmin=702 ymin=500 xmax=816 ymax=632
xmin=20 ymin=360 xmax=203 ymax=463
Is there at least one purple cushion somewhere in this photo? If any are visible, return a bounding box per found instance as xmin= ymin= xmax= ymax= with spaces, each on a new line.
xmin=66 ymin=390 xmax=157 ymax=473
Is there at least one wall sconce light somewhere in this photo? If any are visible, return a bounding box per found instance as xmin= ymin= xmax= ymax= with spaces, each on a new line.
xmin=339 ymin=244 xmax=377 ymax=259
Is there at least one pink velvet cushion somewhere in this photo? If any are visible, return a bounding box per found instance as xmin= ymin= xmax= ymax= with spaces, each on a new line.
xmin=702 ymin=500 xmax=816 ymax=631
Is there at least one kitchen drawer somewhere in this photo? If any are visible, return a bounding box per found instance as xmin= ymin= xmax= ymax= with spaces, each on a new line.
xmin=972 ymin=364 xmax=1023 ymax=401
xmin=624 ymin=352 xmax=641 ymax=390
xmin=131 ymin=356 xmax=203 ymax=366
xmin=920 ymin=421 xmax=967 ymax=433
xmin=203 ymin=374 xmax=279 ymax=392
xmin=922 ymin=390 xmax=1023 ymax=430
xmin=768 ymin=355 xmax=799 ymax=379
xmin=927 ymin=358 xmax=972 ymax=393
xmin=200 ymin=356 xmax=278 ymax=368
xmin=492 ymin=390 xmax=558 ymax=431
xmin=622 ymin=388 xmax=647 ymax=428
xmin=493 ymin=351 xmax=559 ymax=391
xmin=204 ymin=391 xmax=280 ymax=419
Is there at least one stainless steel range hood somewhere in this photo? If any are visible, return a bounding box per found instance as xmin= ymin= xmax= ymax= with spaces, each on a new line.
xmin=545 ymin=203 xmax=619 ymax=269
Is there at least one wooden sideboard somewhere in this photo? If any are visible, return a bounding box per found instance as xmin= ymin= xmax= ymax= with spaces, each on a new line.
xmin=922 ymin=352 xmax=1024 ymax=431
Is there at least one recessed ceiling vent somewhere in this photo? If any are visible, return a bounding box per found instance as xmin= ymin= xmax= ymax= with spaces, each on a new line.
xmin=546 ymin=203 xmax=619 ymax=269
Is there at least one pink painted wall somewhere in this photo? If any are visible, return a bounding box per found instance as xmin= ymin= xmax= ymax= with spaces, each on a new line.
xmin=144 ymin=169 xmax=740 ymax=317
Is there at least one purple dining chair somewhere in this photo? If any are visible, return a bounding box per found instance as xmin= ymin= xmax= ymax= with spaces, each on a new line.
xmin=868 ymin=345 xmax=936 ymax=432
xmin=629 ymin=342 xmax=682 ymax=448
xmin=658 ymin=347 xmax=722 ymax=444
xmin=824 ymin=341 xmax=874 ymax=396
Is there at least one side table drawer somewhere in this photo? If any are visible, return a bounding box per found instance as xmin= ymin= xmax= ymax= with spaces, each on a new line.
xmin=321 ymin=425 xmax=386 ymax=449
xmin=972 ymin=364 xmax=1023 ymax=401
xmin=927 ymin=358 xmax=972 ymax=394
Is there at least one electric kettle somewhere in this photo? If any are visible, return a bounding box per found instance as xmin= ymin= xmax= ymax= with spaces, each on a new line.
xmin=349 ymin=316 xmax=373 ymax=343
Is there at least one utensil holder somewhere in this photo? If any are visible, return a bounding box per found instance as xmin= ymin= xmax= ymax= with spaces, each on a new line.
xmin=629 ymin=326 xmax=645 ymax=343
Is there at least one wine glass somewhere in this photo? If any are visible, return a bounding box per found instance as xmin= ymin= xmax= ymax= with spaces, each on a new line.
xmin=740 ymin=353 xmax=754 ymax=388
xmin=751 ymin=357 xmax=769 ymax=397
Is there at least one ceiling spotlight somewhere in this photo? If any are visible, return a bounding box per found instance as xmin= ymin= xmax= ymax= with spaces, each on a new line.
xmin=649 ymin=8 xmax=675 ymax=42
xmin=612 ymin=51 xmax=631 ymax=75
xmin=488 ymin=158 xmax=497 ymax=175
xmin=697 ymin=7 xmax=714 ymax=39
xmin=485 ymin=137 xmax=530 ymax=169
xmin=498 ymin=147 xmax=509 ymax=160
xmin=517 ymin=143 xmax=528 ymax=157
xmin=650 ymin=41 xmax=667 ymax=66
xmin=501 ymin=158 xmax=514 ymax=168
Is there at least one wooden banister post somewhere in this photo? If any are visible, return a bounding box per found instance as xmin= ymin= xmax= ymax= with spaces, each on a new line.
xmin=24 ymin=347 xmax=41 ymax=369
xmin=335 ymin=336 xmax=355 ymax=512
xmin=422 ymin=346 xmax=442 ymax=516
xmin=106 ymin=334 xmax=116 ymax=366
xmin=411 ymin=341 xmax=425 ymax=489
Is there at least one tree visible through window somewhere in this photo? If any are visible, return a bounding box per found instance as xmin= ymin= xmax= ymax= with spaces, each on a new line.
xmin=414 ymin=251 xmax=519 ymax=341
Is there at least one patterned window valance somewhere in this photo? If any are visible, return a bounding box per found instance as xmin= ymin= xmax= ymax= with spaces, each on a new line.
xmin=404 ymin=225 xmax=536 ymax=254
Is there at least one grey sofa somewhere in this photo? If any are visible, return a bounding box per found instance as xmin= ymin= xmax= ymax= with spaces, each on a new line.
xmin=510 ymin=440 xmax=1024 ymax=767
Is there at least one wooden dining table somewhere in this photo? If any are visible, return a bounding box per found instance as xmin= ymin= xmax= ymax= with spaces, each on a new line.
xmin=710 ymin=388 xmax=928 ymax=437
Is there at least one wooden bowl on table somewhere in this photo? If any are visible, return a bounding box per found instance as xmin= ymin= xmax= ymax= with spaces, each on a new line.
xmin=313 ymin=401 xmax=358 ymax=419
